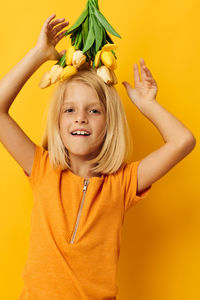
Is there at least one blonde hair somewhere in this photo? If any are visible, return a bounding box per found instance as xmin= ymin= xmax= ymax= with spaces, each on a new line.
xmin=40 ymin=65 xmax=134 ymax=175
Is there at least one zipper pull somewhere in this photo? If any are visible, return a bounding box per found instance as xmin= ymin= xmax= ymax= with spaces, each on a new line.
xmin=83 ymin=179 xmax=89 ymax=191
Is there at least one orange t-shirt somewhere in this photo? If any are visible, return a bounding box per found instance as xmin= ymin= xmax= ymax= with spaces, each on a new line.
xmin=18 ymin=145 xmax=152 ymax=300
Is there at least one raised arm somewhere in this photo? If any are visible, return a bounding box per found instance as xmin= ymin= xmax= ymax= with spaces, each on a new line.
xmin=0 ymin=14 xmax=69 ymax=176
xmin=122 ymin=58 xmax=196 ymax=194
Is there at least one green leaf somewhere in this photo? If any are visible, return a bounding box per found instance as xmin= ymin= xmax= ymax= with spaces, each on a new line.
xmin=92 ymin=5 xmax=121 ymax=38
xmin=91 ymin=0 xmax=99 ymax=10
xmin=75 ymin=30 xmax=83 ymax=50
xmin=91 ymin=42 xmax=98 ymax=68
xmin=64 ymin=2 xmax=89 ymax=36
xmin=82 ymin=15 xmax=89 ymax=45
xmin=99 ymin=60 xmax=103 ymax=67
xmin=71 ymin=31 xmax=78 ymax=45
xmin=87 ymin=49 xmax=92 ymax=59
xmin=92 ymin=59 xmax=96 ymax=69
xmin=69 ymin=28 xmax=80 ymax=46
xmin=111 ymin=49 xmax=117 ymax=59
xmin=91 ymin=13 xmax=103 ymax=52
xmin=56 ymin=53 xmax=66 ymax=67
xmin=91 ymin=44 xmax=95 ymax=59
xmin=82 ymin=13 xmax=95 ymax=53
xmin=105 ymin=31 xmax=114 ymax=44
xmin=102 ymin=29 xmax=107 ymax=45
xmin=74 ymin=30 xmax=80 ymax=47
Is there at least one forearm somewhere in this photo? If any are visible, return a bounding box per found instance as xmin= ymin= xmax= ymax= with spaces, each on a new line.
xmin=0 ymin=47 xmax=47 ymax=113
xmin=139 ymin=100 xmax=196 ymax=146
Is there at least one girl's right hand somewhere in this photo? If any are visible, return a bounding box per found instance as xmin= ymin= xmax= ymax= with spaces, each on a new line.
xmin=34 ymin=14 xmax=70 ymax=61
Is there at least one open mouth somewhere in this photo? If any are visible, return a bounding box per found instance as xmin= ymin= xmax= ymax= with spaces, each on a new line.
xmin=71 ymin=133 xmax=91 ymax=137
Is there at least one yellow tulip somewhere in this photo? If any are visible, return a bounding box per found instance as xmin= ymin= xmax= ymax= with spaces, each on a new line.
xmin=101 ymin=43 xmax=118 ymax=52
xmin=72 ymin=50 xmax=87 ymax=68
xmin=101 ymin=51 xmax=113 ymax=69
xmin=51 ymin=65 xmax=63 ymax=84
xmin=110 ymin=69 xmax=118 ymax=85
xmin=96 ymin=66 xmax=113 ymax=85
xmin=39 ymin=71 xmax=51 ymax=89
xmin=66 ymin=46 xmax=76 ymax=65
xmin=110 ymin=55 xmax=117 ymax=70
xmin=94 ymin=50 xmax=102 ymax=67
xmin=39 ymin=42 xmax=118 ymax=88
xmin=49 ymin=65 xmax=61 ymax=77
xmin=60 ymin=65 xmax=78 ymax=82
xmin=95 ymin=47 xmax=117 ymax=70
xmin=39 ymin=65 xmax=64 ymax=88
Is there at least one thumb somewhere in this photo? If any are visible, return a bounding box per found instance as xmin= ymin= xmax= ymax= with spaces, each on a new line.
xmin=122 ymin=81 xmax=133 ymax=92
xmin=122 ymin=81 xmax=136 ymax=103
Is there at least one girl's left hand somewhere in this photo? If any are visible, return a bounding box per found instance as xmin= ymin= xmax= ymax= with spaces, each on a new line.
xmin=122 ymin=58 xmax=158 ymax=109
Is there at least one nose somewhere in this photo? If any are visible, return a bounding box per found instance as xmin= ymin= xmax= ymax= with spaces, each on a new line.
xmin=75 ymin=111 xmax=88 ymax=124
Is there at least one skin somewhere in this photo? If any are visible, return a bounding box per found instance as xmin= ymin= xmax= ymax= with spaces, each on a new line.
xmin=35 ymin=13 xmax=70 ymax=61
xmin=59 ymin=81 xmax=106 ymax=179
xmin=122 ymin=59 xmax=196 ymax=194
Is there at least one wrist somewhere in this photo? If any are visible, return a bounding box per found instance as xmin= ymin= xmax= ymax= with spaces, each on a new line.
xmin=31 ymin=46 xmax=48 ymax=64
xmin=137 ymin=98 xmax=157 ymax=114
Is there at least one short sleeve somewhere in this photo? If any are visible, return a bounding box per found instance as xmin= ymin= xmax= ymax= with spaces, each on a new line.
xmin=22 ymin=144 xmax=49 ymax=188
xmin=120 ymin=160 xmax=152 ymax=213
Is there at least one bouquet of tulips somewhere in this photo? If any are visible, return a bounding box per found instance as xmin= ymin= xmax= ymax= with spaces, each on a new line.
xmin=39 ymin=0 xmax=121 ymax=89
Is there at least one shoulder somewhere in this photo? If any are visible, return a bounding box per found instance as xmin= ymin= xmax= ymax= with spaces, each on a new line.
xmin=23 ymin=144 xmax=50 ymax=185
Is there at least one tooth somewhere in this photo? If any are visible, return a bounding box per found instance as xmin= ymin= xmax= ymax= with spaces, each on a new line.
xmin=72 ymin=131 xmax=89 ymax=135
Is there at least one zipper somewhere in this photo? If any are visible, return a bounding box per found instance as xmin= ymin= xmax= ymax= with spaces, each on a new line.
xmin=69 ymin=179 xmax=90 ymax=244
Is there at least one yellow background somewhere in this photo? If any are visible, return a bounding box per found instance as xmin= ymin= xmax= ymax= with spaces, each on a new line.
xmin=0 ymin=0 xmax=199 ymax=299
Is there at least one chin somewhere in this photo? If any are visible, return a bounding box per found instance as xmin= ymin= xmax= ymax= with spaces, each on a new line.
xmin=67 ymin=147 xmax=95 ymax=156
xmin=69 ymin=146 xmax=102 ymax=158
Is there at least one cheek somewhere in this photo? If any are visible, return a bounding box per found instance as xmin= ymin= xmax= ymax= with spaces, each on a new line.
xmin=59 ymin=121 xmax=69 ymax=137
xmin=60 ymin=115 xmax=69 ymax=128
xmin=95 ymin=119 xmax=106 ymax=136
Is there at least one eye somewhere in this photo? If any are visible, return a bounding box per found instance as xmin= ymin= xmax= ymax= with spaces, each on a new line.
xmin=90 ymin=109 xmax=100 ymax=114
xmin=64 ymin=108 xmax=100 ymax=113
xmin=64 ymin=108 xmax=73 ymax=113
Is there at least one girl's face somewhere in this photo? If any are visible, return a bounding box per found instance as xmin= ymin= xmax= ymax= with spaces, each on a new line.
xmin=59 ymin=81 xmax=106 ymax=161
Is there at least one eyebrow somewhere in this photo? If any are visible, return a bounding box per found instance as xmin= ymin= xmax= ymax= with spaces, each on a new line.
xmin=62 ymin=102 xmax=102 ymax=107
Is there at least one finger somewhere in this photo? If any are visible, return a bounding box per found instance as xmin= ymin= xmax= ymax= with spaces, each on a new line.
xmin=140 ymin=59 xmax=153 ymax=78
xmin=51 ymin=21 xmax=69 ymax=36
xmin=122 ymin=81 xmax=134 ymax=96
xmin=144 ymin=65 xmax=153 ymax=77
xmin=133 ymin=63 xmax=140 ymax=84
xmin=145 ymin=77 xmax=154 ymax=83
xmin=140 ymin=59 xmax=148 ymax=81
xmin=54 ymin=30 xmax=68 ymax=44
xmin=48 ymin=18 xmax=66 ymax=30
xmin=146 ymin=69 xmax=153 ymax=80
xmin=45 ymin=14 xmax=56 ymax=25
xmin=43 ymin=14 xmax=56 ymax=32
xmin=144 ymin=75 xmax=157 ymax=88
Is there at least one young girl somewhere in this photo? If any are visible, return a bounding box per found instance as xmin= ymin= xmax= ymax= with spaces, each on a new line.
xmin=0 ymin=14 xmax=196 ymax=300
